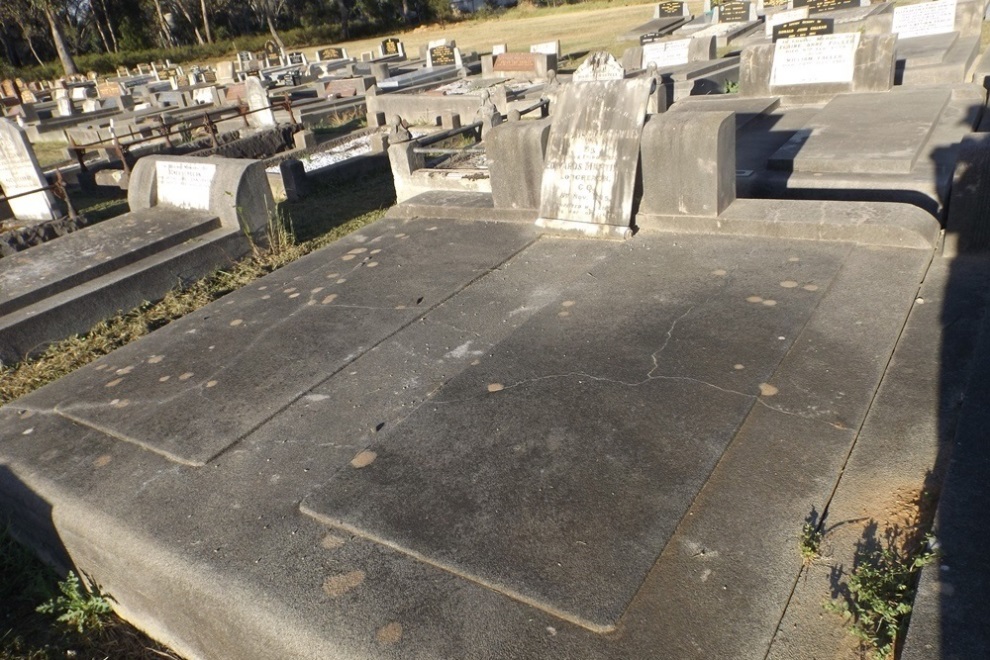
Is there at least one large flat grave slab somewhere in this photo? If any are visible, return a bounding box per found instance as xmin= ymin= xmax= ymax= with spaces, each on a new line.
xmin=0 ymin=208 xmax=953 ymax=659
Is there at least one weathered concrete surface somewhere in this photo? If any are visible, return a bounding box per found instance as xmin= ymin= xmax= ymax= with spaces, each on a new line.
xmin=0 ymin=209 xmax=953 ymax=660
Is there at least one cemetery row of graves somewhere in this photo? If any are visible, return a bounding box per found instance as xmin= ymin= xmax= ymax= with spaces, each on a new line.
xmin=2 ymin=0 xmax=990 ymax=657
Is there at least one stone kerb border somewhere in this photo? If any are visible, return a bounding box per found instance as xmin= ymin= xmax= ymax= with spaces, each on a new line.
xmin=128 ymin=155 xmax=274 ymax=241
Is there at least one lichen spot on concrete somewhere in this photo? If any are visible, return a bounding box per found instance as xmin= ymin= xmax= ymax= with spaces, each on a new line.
xmin=488 ymin=383 xmax=505 ymax=393
xmin=351 ymin=450 xmax=377 ymax=468
xmin=159 ymin=375 xmax=170 ymax=382
xmin=376 ymin=622 xmax=403 ymax=645
xmin=746 ymin=296 xmax=763 ymax=303
xmin=283 ymin=288 xmax=297 ymax=294
xmin=370 ymin=249 xmax=382 ymax=255
xmin=804 ymin=284 xmax=819 ymax=291
xmin=206 ymin=381 xmax=218 ymax=388
xmin=562 ymin=300 xmax=576 ymax=307
xmin=558 ymin=311 xmax=570 ymax=317
xmin=321 ymin=534 xmax=347 ymax=550
xmin=336 ymin=278 xmax=347 ymax=284
xmin=322 ymin=294 xmax=338 ymax=305
xmin=94 ymin=364 xmax=107 ymax=371
xmin=733 ymin=364 xmax=744 ymax=370
xmin=105 ymin=378 xmax=123 ymax=388
xmin=366 ymin=261 xmax=379 ymax=268
xmin=22 ymin=428 xmax=33 ymax=436
xmin=759 ymin=383 xmax=779 ymax=396
xmin=311 ymin=287 xmax=324 ymax=294
xmin=93 ymin=454 xmax=112 ymax=468
xmin=341 ymin=254 xmax=356 ymax=261
xmin=762 ymin=299 xmax=777 ymax=307
xmin=322 ymin=570 xmax=365 ymax=598
xmin=712 ymin=269 xmax=727 ymax=276
xmin=289 ymin=293 xmax=301 ymax=299
xmin=178 ymin=372 xmax=194 ymax=381
xmin=779 ymin=281 xmax=798 ymax=288
xmin=230 ymin=319 xmax=243 ymax=326
xmin=115 ymin=366 xmax=134 ymax=375
xmin=348 ymin=248 xmax=368 ymax=255
xmin=788 ymin=257 xmax=800 ymax=262
xmin=147 ymin=355 xmax=164 ymax=364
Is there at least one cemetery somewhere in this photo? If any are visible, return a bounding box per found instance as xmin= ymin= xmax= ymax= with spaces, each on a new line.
xmin=3 ymin=0 xmax=990 ymax=658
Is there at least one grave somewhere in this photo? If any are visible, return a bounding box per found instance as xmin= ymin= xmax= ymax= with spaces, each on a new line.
xmin=0 ymin=155 xmax=274 ymax=364
xmin=891 ymin=0 xmax=984 ymax=85
xmin=620 ymin=1 xmax=694 ymax=42
xmin=676 ymin=0 xmax=763 ymax=47
xmin=620 ymin=35 xmax=736 ymax=104
xmin=6 ymin=24 xmax=988 ymax=660
xmin=0 ymin=119 xmax=63 ymax=223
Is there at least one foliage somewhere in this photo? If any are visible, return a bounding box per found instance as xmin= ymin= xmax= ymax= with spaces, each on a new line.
xmin=799 ymin=522 xmax=822 ymax=564
xmin=826 ymin=536 xmax=937 ymax=659
xmin=35 ymin=573 xmax=112 ymax=634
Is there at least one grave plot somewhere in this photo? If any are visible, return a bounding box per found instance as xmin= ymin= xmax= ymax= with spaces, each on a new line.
xmin=0 ymin=155 xmax=273 ymax=365
xmin=621 ymin=35 xmax=738 ymax=104
xmin=891 ymin=0 xmax=985 ymax=85
xmin=668 ymin=28 xmax=983 ymax=218
xmin=619 ymin=0 xmax=694 ymax=42
xmin=3 ymin=57 xmax=984 ymax=660
xmin=675 ymin=0 xmax=764 ymax=47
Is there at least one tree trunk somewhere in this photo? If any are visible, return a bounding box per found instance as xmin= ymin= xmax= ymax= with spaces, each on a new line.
xmin=98 ymin=0 xmax=119 ymax=51
xmin=153 ymin=0 xmax=175 ymax=47
xmin=44 ymin=6 xmax=78 ymax=75
xmin=200 ymin=0 xmax=212 ymax=43
xmin=94 ymin=15 xmax=111 ymax=53
xmin=266 ymin=13 xmax=285 ymax=53
xmin=338 ymin=0 xmax=349 ymax=40
xmin=174 ymin=2 xmax=206 ymax=44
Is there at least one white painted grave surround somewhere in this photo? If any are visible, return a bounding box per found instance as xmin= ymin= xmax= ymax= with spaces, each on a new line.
xmin=642 ymin=39 xmax=692 ymax=67
xmin=770 ymin=32 xmax=859 ymax=86
xmin=892 ymin=0 xmax=957 ymax=39
xmin=765 ymin=6 xmax=810 ymax=36
xmin=156 ymin=161 xmax=217 ymax=211
xmin=530 ymin=41 xmax=561 ymax=56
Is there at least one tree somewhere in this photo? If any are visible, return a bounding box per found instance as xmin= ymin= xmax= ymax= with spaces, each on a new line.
xmin=247 ymin=0 xmax=288 ymax=52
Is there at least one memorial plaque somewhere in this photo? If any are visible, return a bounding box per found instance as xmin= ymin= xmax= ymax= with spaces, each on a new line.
xmin=770 ymin=32 xmax=858 ymax=86
xmin=804 ymin=0 xmax=858 ymax=13
xmin=491 ymin=43 xmax=507 ymax=55
xmin=718 ymin=1 xmax=751 ymax=22
xmin=642 ymin=38 xmax=692 ymax=67
xmin=244 ymin=76 xmax=276 ymax=127
xmin=572 ymin=52 xmax=625 ymax=82
xmin=892 ymin=0 xmax=956 ymax=39
xmin=265 ymin=41 xmax=281 ymax=58
xmin=20 ymin=90 xmax=36 ymax=104
xmin=538 ymin=77 xmax=653 ymax=231
xmin=772 ymin=17 xmax=834 ymax=40
xmin=237 ymin=51 xmax=253 ymax=63
xmin=0 ymin=119 xmax=59 ymax=222
xmin=2 ymin=80 xmax=17 ymax=98
xmin=96 ymin=81 xmax=123 ymax=98
xmin=325 ymin=79 xmax=358 ymax=98
xmin=156 ymin=161 xmax=216 ymax=211
xmin=428 ymin=45 xmax=456 ymax=67
xmin=763 ymin=0 xmax=790 ymax=8
xmin=381 ymin=38 xmax=402 ymax=56
xmin=288 ymin=51 xmax=305 ymax=65
xmin=202 ymin=71 xmax=217 ymax=84
xmin=765 ymin=7 xmax=810 ymax=36
xmin=530 ymin=40 xmax=561 ymax=56
xmin=655 ymin=1 xmax=687 ymax=17
xmin=493 ymin=52 xmax=539 ymax=73
xmin=318 ymin=47 xmax=345 ymax=61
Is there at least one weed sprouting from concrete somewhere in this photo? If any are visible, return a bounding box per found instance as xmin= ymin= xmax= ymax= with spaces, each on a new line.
xmin=36 ymin=572 xmax=112 ymax=634
xmin=826 ymin=530 xmax=937 ymax=659
xmin=799 ymin=522 xmax=823 ymax=564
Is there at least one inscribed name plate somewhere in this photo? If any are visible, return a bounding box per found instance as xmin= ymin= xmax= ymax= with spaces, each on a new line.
xmin=718 ymin=1 xmax=751 ymax=22
xmin=892 ymin=0 xmax=956 ymax=39
xmin=766 ymin=7 xmax=810 ymax=36
xmin=655 ymin=1 xmax=687 ymax=17
xmin=770 ymin=32 xmax=858 ymax=86
xmin=530 ymin=40 xmax=560 ymax=55
xmin=572 ymin=52 xmax=625 ymax=81
xmin=156 ymin=161 xmax=216 ymax=211
xmin=538 ymin=78 xmax=653 ymax=229
xmin=642 ymin=39 xmax=692 ymax=67
xmin=772 ymin=17 xmax=833 ymax=40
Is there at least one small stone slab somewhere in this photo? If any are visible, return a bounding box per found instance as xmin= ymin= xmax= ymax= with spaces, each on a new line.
xmin=301 ymin=235 xmax=852 ymax=631
xmin=0 ymin=119 xmax=60 ymax=223
xmin=768 ymin=88 xmax=951 ymax=175
xmin=537 ymin=78 xmax=653 ymax=235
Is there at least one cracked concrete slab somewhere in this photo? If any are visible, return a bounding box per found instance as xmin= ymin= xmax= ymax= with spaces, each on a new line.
xmin=0 ymin=214 xmax=944 ymax=659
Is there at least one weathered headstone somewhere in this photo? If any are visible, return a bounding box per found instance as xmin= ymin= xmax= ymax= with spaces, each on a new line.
xmin=245 ymin=76 xmax=276 ymax=127
xmin=572 ymin=52 xmax=626 ymax=81
xmin=0 ymin=119 xmax=60 ymax=222
xmin=492 ymin=43 xmax=508 ymax=56
xmin=892 ymin=0 xmax=957 ymax=39
xmin=288 ymin=51 xmax=306 ymax=66
xmin=536 ymin=77 xmax=654 ymax=237
xmin=717 ymin=1 xmax=753 ymax=22
xmin=770 ymin=32 xmax=858 ymax=86
xmin=795 ymin=0 xmax=858 ymax=13
xmin=772 ymin=17 xmax=834 ymax=40
xmin=265 ymin=40 xmax=282 ymax=64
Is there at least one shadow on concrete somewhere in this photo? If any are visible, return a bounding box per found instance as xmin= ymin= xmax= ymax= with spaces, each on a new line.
xmin=0 ymin=465 xmax=75 ymax=577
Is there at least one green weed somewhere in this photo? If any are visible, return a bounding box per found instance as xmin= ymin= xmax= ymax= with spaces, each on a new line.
xmin=799 ymin=522 xmax=823 ymax=564
xmin=36 ymin=573 xmax=112 ymax=634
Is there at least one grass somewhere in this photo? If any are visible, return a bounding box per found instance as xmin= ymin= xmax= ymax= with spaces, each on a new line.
xmin=311 ymin=109 xmax=368 ymax=140
xmin=31 ymin=143 xmax=71 ymax=170
xmin=0 ymin=172 xmax=393 ymax=405
xmin=1 ymin=526 xmax=179 ymax=659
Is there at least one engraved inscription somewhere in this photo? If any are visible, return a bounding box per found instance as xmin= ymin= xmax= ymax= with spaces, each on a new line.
xmin=770 ymin=32 xmax=859 ymax=86
xmin=892 ymin=0 xmax=956 ymax=39
xmin=156 ymin=161 xmax=217 ymax=211
xmin=642 ymin=39 xmax=692 ymax=68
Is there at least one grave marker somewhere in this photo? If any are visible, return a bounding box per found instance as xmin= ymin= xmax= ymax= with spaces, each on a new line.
xmin=492 ymin=43 xmax=508 ymax=55
xmin=245 ymin=76 xmax=276 ymax=127
xmin=892 ymin=0 xmax=957 ymax=39
xmin=655 ymin=1 xmax=689 ymax=17
xmin=765 ymin=7 xmax=810 ymax=36
xmin=288 ymin=51 xmax=306 ymax=66
xmin=428 ymin=45 xmax=460 ymax=67
xmin=530 ymin=40 xmax=561 ymax=56
xmin=537 ymin=77 xmax=654 ymax=235
xmin=641 ymin=38 xmax=693 ymax=67
xmin=0 ymin=119 xmax=60 ymax=222
xmin=772 ymin=17 xmax=834 ymax=40
xmin=380 ymin=38 xmax=403 ymax=57
xmin=572 ymin=52 xmax=626 ymax=81
xmin=318 ymin=46 xmax=346 ymax=61
xmin=717 ymin=1 xmax=753 ymax=22
xmin=770 ymin=32 xmax=859 ymax=86
xmin=156 ymin=160 xmax=217 ymax=211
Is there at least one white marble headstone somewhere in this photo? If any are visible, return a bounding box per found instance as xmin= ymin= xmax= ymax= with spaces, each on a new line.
xmin=0 ymin=118 xmax=59 ymax=223
xmin=642 ymin=38 xmax=692 ymax=68
xmin=572 ymin=52 xmax=626 ymax=82
xmin=892 ymin=0 xmax=957 ymax=39
xmin=155 ymin=160 xmax=217 ymax=211
xmin=770 ymin=32 xmax=859 ymax=86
